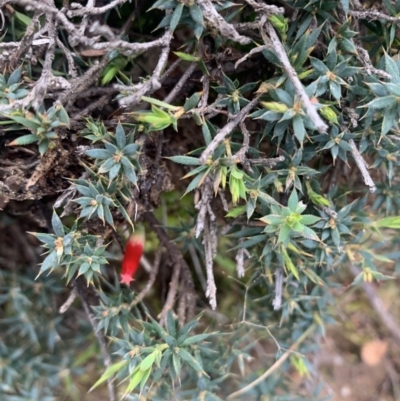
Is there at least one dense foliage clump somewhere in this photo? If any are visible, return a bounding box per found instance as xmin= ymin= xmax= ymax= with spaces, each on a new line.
xmin=1 ymin=0 xmax=400 ymax=400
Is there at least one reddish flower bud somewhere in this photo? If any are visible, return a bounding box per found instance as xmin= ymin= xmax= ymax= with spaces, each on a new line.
xmin=120 ymin=233 xmax=145 ymax=285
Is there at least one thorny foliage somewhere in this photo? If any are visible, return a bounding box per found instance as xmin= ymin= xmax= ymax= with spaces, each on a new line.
xmin=1 ymin=0 xmax=400 ymax=400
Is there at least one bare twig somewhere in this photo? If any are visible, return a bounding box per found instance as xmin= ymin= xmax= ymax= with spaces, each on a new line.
xmin=195 ymin=180 xmax=214 ymax=238
xmin=235 ymin=45 xmax=268 ymax=69
xmin=199 ymin=96 xmax=260 ymax=163
xmin=15 ymin=7 xmax=58 ymax=110
xmin=81 ymin=37 xmax=166 ymax=56
xmin=349 ymin=9 xmax=400 ymax=28
xmin=88 ymin=20 xmax=118 ymax=41
xmin=8 ymin=11 xmax=40 ymax=69
xmin=218 ymin=189 xmax=229 ymax=212
xmin=194 ymin=179 xmax=218 ymax=310
xmin=56 ymin=37 xmax=78 ymax=78
xmin=227 ymin=324 xmax=317 ymax=399
xmin=198 ymin=74 xmax=210 ymax=110
xmin=74 ymin=93 xmax=112 ymax=119
xmin=261 ymin=22 xmax=327 ymax=133
xmin=160 ymin=57 xmax=182 ymax=81
xmin=1 ymin=0 xmax=166 ymax=55
xmin=1 ymin=0 xmax=77 ymax=35
xmin=0 ymin=39 xmax=50 ymax=49
xmin=343 ymin=107 xmax=359 ymax=128
xmin=143 ymin=212 xmax=196 ymax=322
xmin=140 ymin=255 xmax=153 ymax=274
xmin=159 ymin=262 xmax=181 ymax=326
xmin=197 ymin=0 xmax=252 ymax=45
xmin=235 ymin=245 xmax=246 ymax=278
xmin=67 ymin=0 xmax=130 ymax=17
xmin=243 ymin=0 xmax=284 ymax=15
xmin=118 ymin=30 xmax=173 ymax=109
xmin=26 ymin=145 xmax=58 ymax=189
xmin=164 ymin=62 xmax=197 ymax=104
xmin=233 ymin=22 xmax=260 ymax=32
xmin=76 ymin=0 xmax=95 ymax=36
xmin=58 ymin=56 xmax=109 ymax=108
xmin=59 ymin=287 xmax=77 ymax=314
xmin=0 ymin=7 xmax=4 ymax=30
xmin=203 ymin=213 xmax=217 ymax=310
xmin=384 ymin=359 xmax=400 ymax=400
xmin=248 ymin=156 xmax=285 ymax=167
xmin=349 ymin=139 xmax=376 ymax=193
xmin=355 ymin=45 xmax=391 ymax=79
xmin=272 ymin=268 xmax=283 ymax=311
xmin=130 ymin=247 xmax=162 ymax=308
xmin=235 ymin=122 xmax=251 ymax=162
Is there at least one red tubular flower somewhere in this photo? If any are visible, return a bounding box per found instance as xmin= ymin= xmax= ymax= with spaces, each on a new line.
xmin=120 ymin=233 xmax=145 ymax=285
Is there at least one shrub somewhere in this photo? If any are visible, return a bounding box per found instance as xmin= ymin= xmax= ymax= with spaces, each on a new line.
xmin=1 ymin=0 xmax=400 ymax=400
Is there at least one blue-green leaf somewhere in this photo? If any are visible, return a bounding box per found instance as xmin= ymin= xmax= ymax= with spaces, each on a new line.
xmin=7 ymin=67 xmax=22 ymax=86
xmin=115 ymin=123 xmax=126 ymax=149
xmin=300 ymin=214 xmax=321 ymax=225
xmin=169 ymin=155 xmax=201 ymax=165
xmin=170 ymin=3 xmax=184 ymax=32
xmin=86 ymin=149 xmax=110 ymax=159
xmin=278 ymin=224 xmax=291 ymax=243
xmin=52 ymin=211 xmax=65 ymax=237
xmin=292 ymin=115 xmax=306 ymax=143
xmin=366 ymin=96 xmax=397 ymax=109
xmin=288 ymin=189 xmax=299 ymax=212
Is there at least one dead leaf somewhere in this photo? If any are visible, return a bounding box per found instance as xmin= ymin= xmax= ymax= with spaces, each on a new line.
xmin=361 ymin=340 xmax=388 ymax=366
xmin=79 ymin=49 xmax=107 ymax=57
xmin=26 ymin=148 xmax=58 ymax=189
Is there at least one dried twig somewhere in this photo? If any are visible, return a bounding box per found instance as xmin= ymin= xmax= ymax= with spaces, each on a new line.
xmin=248 ymin=156 xmax=285 ymax=167
xmin=218 ymin=189 xmax=229 ymax=212
xmin=197 ymin=0 xmax=252 ymax=45
xmin=235 ymin=45 xmax=268 ymax=69
xmin=143 ymin=212 xmax=196 ymax=322
xmin=159 ymin=262 xmax=181 ymax=326
xmin=118 ymin=30 xmax=173 ymax=109
xmin=198 ymin=74 xmax=210 ymax=110
xmin=272 ymin=268 xmax=283 ymax=311
xmin=25 ymin=145 xmax=58 ymax=189
xmin=164 ymin=62 xmax=197 ymax=104
xmin=355 ymin=45 xmax=391 ymax=79
xmin=58 ymin=56 xmax=109 ymax=108
xmin=235 ymin=246 xmax=246 ymax=278
xmin=194 ymin=179 xmax=218 ymax=310
xmin=235 ymin=122 xmax=251 ymax=162
xmin=67 ymin=0 xmax=130 ymax=17
xmin=199 ymin=96 xmax=260 ymax=163
xmin=261 ymin=22 xmax=328 ymax=134
xmin=195 ymin=179 xmax=214 ymax=238
xmin=350 ymin=9 xmax=400 ymax=27
xmin=203 ymin=213 xmax=217 ymax=310
xmin=74 ymin=94 xmax=112 ymax=119
xmin=56 ymin=37 xmax=78 ymax=78
xmin=130 ymin=246 xmax=162 ymax=308
xmin=243 ymin=0 xmax=284 ymax=15
xmin=349 ymin=139 xmax=376 ymax=193
xmin=19 ymin=8 xmax=57 ymax=110
xmin=227 ymin=324 xmax=317 ymax=399
xmin=59 ymin=287 xmax=77 ymax=314
xmin=8 ymin=11 xmax=40 ymax=69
